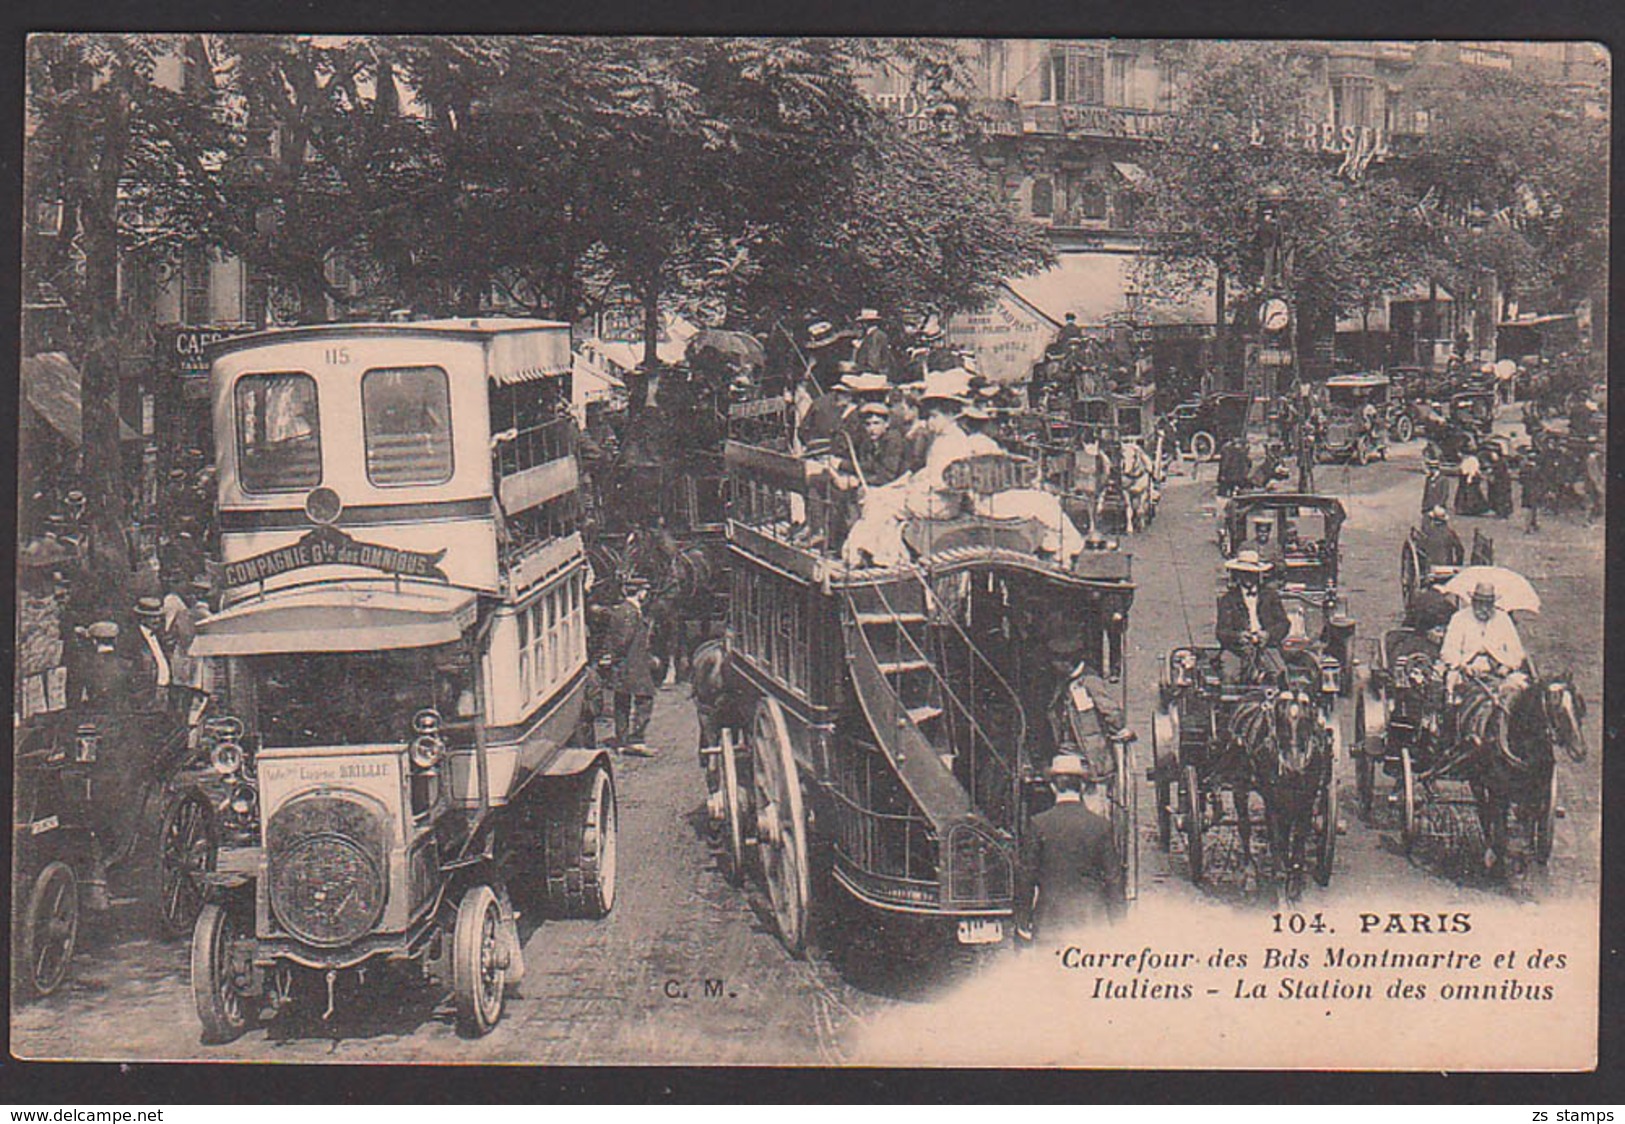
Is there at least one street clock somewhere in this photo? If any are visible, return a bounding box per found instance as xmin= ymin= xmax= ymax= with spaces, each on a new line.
xmin=1259 ymin=298 xmax=1291 ymax=333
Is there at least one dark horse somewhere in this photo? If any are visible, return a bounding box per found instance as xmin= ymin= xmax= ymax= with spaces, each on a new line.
xmin=1229 ymin=685 xmax=1335 ymax=904
xmin=645 ymin=540 xmax=726 ymax=685
xmin=1456 ymin=671 xmax=1586 ymax=878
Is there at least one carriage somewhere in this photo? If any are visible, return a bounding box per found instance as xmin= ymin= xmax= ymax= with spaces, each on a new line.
xmin=1165 ymin=392 xmax=1251 ymax=462
xmin=1319 ymin=373 xmax=1391 ymax=464
xmin=187 ymin=320 xmax=615 ymax=1042
xmin=11 ymin=713 xmax=224 ymax=999
xmin=1217 ymin=493 xmax=1356 ymax=697
xmin=1148 ymin=643 xmax=1339 ymax=893
xmin=1399 ymin=524 xmax=1494 ymax=619
xmin=699 ymin=399 xmax=1137 ymax=953
xmin=1354 ymin=568 xmax=1581 ymax=875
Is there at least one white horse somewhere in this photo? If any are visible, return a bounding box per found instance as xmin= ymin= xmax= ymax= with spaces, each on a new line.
xmin=1119 ymin=440 xmax=1157 ymax=533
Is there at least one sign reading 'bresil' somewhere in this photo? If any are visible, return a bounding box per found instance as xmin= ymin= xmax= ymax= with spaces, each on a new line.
xmin=224 ymin=524 xmax=449 ymax=587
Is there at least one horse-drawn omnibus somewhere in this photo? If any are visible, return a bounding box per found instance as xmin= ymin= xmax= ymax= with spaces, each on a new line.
xmin=700 ymin=397 xmax=1137 ymax=953
xmin=187 ymin=320 xmax=615 ymax=1041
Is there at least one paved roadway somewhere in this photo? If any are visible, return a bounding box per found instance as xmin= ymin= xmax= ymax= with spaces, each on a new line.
xmin=11 ymin=427 xmax=1603 ymax=1063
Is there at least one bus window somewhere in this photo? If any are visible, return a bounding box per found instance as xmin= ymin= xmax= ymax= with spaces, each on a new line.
xmin=362 ymin=366 xmax=453 ymax=486
xmin=235 ymin=372 xmax=322 ymax=492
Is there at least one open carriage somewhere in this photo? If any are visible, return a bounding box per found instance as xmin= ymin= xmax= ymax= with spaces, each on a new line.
xmin=1399 ymin=525 xmax=1494 ymax=619
xmin=701 ymin=399 xmax=1136 ymax=953
xmin=1354 ymin=567 xmax=1575 ymax=874
xmin=1148 ymin=644 xmax=1339 ymax=891
xmin=187 ymin=321 xmax=615 ymax=1042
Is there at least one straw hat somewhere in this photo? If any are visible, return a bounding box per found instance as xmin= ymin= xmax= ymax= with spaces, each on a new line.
xmin=1225 ymin=550 xmax=1270 ymax=574
xmin=839 ymin=372 xmax=891 ymax=395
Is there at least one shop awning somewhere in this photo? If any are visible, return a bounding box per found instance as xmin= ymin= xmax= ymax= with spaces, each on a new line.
xmin=1005 ymin=252 xmax=1216 ymax=328
xmin=193 ymin=583 xmax=477 ymax=657
xmin=21 ymin=352 xmax=140 ymax=446
xmin=1112 ymin=161 xmax=1149 ymax=188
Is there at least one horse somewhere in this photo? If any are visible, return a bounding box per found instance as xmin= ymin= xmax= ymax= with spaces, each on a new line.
xmin=1456 ymin=670 xmax=1586 ymax=878
xmin=645 ymin=540 xmax=725 ymax=685
xmin=1118 ymin=440 xmax=1157 ymax=533
xmin=1229 ymin=684 xmax=1335 ymax=904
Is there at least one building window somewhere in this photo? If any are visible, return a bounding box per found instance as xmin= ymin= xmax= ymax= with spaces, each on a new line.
xmin=1107 ymin=52 xmax=1132 ymax=107
xmin=234 ymin=372 xmax=321 ymax=493
xmin=182 ymin=245 xmax=210 ymax=324
xmin=1030 ymin=177 xmax=1054 ymax=219
xmin=1333 ymin=76 xmax=1380 ymax=131
xmin=1044 ymin=44 xmax=1105 ymax=105
xmin=1155 ymin=57 xmax=1184 ymax=113
xmin=362 ymin=366 xmax=454 ymax=486
xmin=1074 ymin=178 xmax=1109 ymax=222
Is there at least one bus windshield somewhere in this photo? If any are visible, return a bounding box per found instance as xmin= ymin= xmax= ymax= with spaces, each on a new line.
xmin=244 ymin=646 xmax=473 ymax=748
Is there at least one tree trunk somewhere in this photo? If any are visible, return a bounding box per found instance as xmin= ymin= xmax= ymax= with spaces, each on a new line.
xmin=295 ymin=260 xmax=329 ymax=324
xmin=77 ymin=78 xmax=134 ymax=576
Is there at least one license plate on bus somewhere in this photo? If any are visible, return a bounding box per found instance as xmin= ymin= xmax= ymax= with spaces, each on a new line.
xmin=956 ymin=918 xmax=1003 ymax=945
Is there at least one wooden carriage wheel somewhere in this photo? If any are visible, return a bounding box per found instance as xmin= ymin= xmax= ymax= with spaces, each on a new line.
xmin=749 ymin=697 xmax=810 ymax=957
xmin=1183 ymin=764 xmax=1205 ymax=885
xmin=718 ymin=728 xmax=746 ymax=886
xmin=1400 ymin=747 xmax=1419 ymax=856
xmin=1313 ymin=724 xmax=1340 ymax=887
xmin=1112 ymin=738 xmax=1139 ymax=903
xmin=1151 ymin=704 xmax=1178 ymax=851
xmin=1400 ymin=540 xmax=1420 ymax=609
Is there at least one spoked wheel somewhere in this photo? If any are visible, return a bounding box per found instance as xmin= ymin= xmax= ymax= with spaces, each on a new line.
xmin=750 ymin=696 xmax=810 ymax=958
xmin=1356 ymin=748 xmax=1376 ymax=826
xmin=1152 ymin=706 xmax=1177 ymax=850
xmin=153 ymin=790 xmax=218 ymax=939
xmin=1353 ymin=695 xmax=1375 ymax=823
xmin=452 ymin=883 xmax=507 ymax=1038
xmin=1400 ymin=748 xmax=1419 ymax=856
xmin=1313 ymin=727 xmax=1340 ymax=887
xmin=1190 ymin=431 xmax=1217 ymax=462
xmin=1183 ymin=764 xmax=1205 ymax=885
xmin=191 ymin=900 xmax=255 ymax=1044
xmin=718 ymin=728 xmax=746 ymax=886
xmin=1393 ymin=413 xmax=1415 ymax=444
xmin=1532 ymin=767 xmax=1558 ymax=864
xmin=1111 ymin=738 xmax=1138 ymax=903
xmin=1400 ymin=542 xmax=1420 ymax=610
xmin=18 ymin=861 xmax=79 ymax=999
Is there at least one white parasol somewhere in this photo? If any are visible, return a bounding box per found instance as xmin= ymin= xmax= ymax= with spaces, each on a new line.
xmin=1440 ymin=565 xmax=1541 ymax=615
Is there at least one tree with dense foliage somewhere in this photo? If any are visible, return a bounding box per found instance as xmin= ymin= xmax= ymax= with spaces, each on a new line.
xmin=1134 ymin=41 xmax=1439 ymax=371
xmin=24 ymin=34 xmax=227 ymax=570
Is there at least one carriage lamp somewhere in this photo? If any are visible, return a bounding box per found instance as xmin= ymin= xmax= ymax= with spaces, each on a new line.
xmin=211 ymin=738 xmax=244 ymax=775
xmin=207 ymin=714 xmax=245 ymax=740
xmin=410 ymin=709 xmax=447 ymax=770
xmin=410 ymin=734 xmax=446 ymax=771
xmin=1318 ymin=657 xmax=1342 ymax=695
xmin=1173 ymin=650 xmax=1198 ymax=687
xmin=229 ymin=782 xmax=258 ymax=819
xmin=73 ymin=723 xmax=101 ymax=764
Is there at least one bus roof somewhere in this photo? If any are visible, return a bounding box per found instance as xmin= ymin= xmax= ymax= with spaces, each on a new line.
xmin=205 ymin=318 xmax=574 ymax=384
